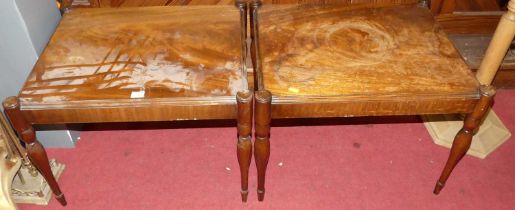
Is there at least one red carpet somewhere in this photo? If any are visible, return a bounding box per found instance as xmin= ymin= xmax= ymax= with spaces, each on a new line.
xmin=20 ymin=90 xmax=515 ymax=210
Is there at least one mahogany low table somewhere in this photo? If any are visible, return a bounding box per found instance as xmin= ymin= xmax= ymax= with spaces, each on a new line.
xmin=2 ymin=1 xmax=500 ymax=205
xmin=3 ymin=5 xmax=252 ymax=205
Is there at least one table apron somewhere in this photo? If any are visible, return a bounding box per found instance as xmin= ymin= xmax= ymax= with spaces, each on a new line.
xmin=20 ymin=98 xmax=478 ymax=124
xmin=271 ymin=98 xmax=478 ymax=118
xmin=21 ymin=104 xmax=238 ymax=124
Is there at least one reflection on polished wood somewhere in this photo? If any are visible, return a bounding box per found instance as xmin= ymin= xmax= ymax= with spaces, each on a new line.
xmin=19 ymin=6 xmax=246 ymax=124
xmin=257 ymin=3 xmax=480 ymax=118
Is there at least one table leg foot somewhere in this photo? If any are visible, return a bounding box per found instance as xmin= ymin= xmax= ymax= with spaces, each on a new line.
xmin=254 ymin=90 xmax=271 ymax=202
xmin=240 ymin=190 xmax=249 ymax=202
xmin=257 ymin=189 xmax=265 ymax=201
xmin=55 ymin=193 xmax=67 ymax=206
xmin=433 ymin=181 xmax=444 ymax=194
xmin=3 ymin=96 xmax=67 ymax=206
xmin=434 ymin=85 xmax=495 ymax=194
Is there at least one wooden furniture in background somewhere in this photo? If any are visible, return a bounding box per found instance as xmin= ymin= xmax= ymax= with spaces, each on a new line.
xmin=250 ymin=1 xmax=500 ymax=200
xmin=3 ymin=5 xmax=251 ymax=205
xmin=431 ymin=0 xmax=501 ymax=15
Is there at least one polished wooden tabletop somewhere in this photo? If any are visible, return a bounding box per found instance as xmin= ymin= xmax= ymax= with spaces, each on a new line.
xmin=19 ymin=6 xmax=245 ymax=108
xmin=258 ymin=4 xmax=479 ymax=103
xmin=16 ymin=3 xmax=482 ymax=123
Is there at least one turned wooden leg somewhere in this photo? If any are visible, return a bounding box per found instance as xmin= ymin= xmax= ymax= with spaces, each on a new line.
xmin=236 ymin=91 xmax=253 ymax=202
xmin=2 ymin=96 xmax=67 ymax=206
xmin=434 ymin=85 xmax=496 ymax=194
xmin=254 ymin=90 xmax=271 ymax=201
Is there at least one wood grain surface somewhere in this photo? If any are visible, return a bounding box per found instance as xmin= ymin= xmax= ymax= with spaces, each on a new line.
xmin=68 ymin=0 xmax=417 ymax=7
xmin=257 ymin=4 xmax=480 ymax=106
xmin=19 ymin=6 xmax=245 ymax=109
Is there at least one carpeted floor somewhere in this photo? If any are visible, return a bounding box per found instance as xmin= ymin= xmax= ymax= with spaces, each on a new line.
xmin=20 ymin=90 xmax=515 ymax=210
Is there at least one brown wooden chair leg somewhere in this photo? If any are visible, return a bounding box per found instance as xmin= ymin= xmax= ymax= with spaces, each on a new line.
xmin=434 ymin=85 xmax=496 ymax=194
xmin=2 ymin=96 xmax=67 ymax=206
xmin=236 ymin=91 xmax=253 ymax=202
xmin=254 ymin=90 xmax=271 ymax=201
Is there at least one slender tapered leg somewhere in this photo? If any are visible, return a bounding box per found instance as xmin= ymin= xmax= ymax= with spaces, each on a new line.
xmin=434 ymin=85 xmax=496 ymax=194
xmin=2 ymin=96 xmax=67 ymax=206
xmin=236 ymin=91 xmax=253 ymax=202
xmin=254 ymin=90 xmax=271 ymax=201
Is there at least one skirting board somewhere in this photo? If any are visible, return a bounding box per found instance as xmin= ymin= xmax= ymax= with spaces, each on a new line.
xmin=422 ymin=110 xmax=511 ymax=159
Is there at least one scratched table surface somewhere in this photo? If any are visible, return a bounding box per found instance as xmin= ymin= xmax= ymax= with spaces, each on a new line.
xmin=258 ymin=3 xmax=480 ymax=103
xmin=19 ymin=6 xmax=244 ymax=107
